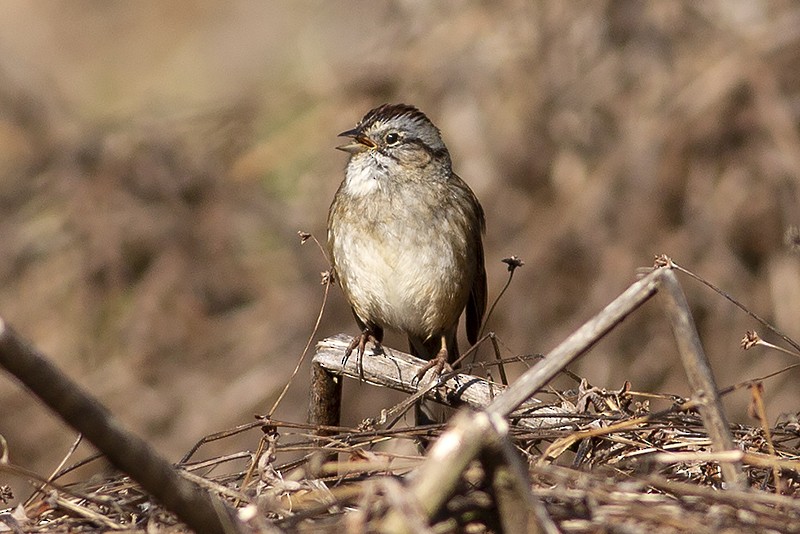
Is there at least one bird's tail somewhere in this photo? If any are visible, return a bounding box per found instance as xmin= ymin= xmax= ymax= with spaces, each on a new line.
xmin=407 ymin=329 xmax=459 ymax=362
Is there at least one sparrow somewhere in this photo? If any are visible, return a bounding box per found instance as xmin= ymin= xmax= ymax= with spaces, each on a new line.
xmin=327 ymin=103 xmax=486 ymax=381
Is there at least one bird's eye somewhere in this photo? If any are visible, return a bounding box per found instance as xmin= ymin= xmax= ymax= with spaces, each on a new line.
xmin=384 ymin=132 xmax=400 ymax=145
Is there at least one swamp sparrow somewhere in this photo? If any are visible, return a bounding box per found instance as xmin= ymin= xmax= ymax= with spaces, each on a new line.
xmin=328 ymin=104 xmax=487 ymax=379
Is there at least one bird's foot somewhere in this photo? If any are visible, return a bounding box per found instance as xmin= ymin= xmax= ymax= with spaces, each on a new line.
xmin=342 ymin=331 xmax=382 ymax=380
xmin=414 ymin=347 xmax=453 ymax=383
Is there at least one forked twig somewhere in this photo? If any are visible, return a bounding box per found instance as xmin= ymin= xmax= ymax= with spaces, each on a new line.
xmin=668 ymin=258 xmax=800 ymax=354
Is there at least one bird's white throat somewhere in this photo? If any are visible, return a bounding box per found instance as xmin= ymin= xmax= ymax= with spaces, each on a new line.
xmin=343 ymin=157 xmax=385 ymax=197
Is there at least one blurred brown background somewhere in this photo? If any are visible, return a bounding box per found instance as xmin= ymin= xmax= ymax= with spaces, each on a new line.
xmin=1 ymin=1 xmax=799 ymax=506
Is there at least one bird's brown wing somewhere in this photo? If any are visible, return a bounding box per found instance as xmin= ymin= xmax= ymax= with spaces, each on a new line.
xmin=465 ymin=191 xmax=487 ymax=346
xmin=466 ymin=238 xmax=487 ymax=345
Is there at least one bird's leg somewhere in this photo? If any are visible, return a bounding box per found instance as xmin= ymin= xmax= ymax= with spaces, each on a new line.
xmin=414 ymin=335 xmax=453 ymax=382
xmin=343 ymin=328 xmax=382 ymax=381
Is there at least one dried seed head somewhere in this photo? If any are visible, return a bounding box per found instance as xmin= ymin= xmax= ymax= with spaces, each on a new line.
xmin=501 ymin=255 xmax=524 ymax=272
xmin=741 ymin=330 xmax=761 ymax=350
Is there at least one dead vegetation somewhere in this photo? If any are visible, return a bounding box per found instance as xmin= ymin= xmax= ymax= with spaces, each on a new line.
xmin=6 ymin=406 xmax=800 ymax=533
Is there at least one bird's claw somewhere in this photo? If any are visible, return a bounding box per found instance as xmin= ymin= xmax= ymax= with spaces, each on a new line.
xmin=413 ymin=349 xmax=453 ymax=384
xmin=342 ymin=331 xmax=382 ymax=381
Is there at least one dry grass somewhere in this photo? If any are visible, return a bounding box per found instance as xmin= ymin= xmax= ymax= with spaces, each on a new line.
xmin=4 ymin=376 xmax=799 ymax=532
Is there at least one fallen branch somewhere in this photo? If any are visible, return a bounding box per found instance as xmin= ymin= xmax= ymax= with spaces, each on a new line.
xmin=0 ymin=318 xmax=241 ymax=534
xmin=312 ymin=335 xmax=582 ymax=431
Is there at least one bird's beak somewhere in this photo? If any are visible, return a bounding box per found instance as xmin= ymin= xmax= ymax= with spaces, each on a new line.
xmin=336 ymin=128 xmax=376 ymax=154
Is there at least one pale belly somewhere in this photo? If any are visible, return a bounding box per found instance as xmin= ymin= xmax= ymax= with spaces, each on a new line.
xmin=332 ymin=222 xmax=472 ymax=340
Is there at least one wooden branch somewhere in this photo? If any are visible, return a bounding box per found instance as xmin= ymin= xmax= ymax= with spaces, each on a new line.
xmin=312 ymin=334 xmax=582 ymax=431
xmin=0 ymin=318 xmax=241 ymax=534
xmin=380 ymin=269 xmax=662 ymax=531
xmin=657 ymin=268 xmax=746 ymax=487
xmin=484 ymin=427 xmax=559 ymax=534
xmin=485 ymin=269 xmax=661 ymax=418
xmin=381 ymin=410 xmax=505 ymax=532
xmin=308 ymin=361 xmax=342 ymax=431
xmin=308 ymin=361 xmax=343 ymax=461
